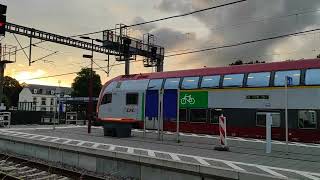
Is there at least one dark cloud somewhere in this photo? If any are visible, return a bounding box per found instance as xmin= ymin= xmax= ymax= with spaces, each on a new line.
xmin=130 ymin=16 xmax=196 ymax=51
xmin=156 ymin=0 xmax=320 ymax=67
xmin=156 ymin=0 xmax=192 ymax=13
xmin=152 ymin=28 xmax=196 ymax=50
xmin=132 ymin=16 xmax=157 ymax=33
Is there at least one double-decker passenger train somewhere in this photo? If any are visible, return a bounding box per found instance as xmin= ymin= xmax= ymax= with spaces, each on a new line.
xmin=97 ymin=59 xmax=320 ymax=143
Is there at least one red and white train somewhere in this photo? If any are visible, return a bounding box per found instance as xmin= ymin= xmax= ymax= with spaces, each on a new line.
xmin=97 ymin=58 xmax=320 ymax=143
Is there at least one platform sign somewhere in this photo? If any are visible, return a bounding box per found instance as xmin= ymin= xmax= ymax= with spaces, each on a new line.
xmin=179 ymin=91 xmax=208 ymax=108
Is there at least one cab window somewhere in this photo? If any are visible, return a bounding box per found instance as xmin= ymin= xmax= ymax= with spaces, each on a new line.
xmin=126 ymin=93 xmax=139 ymax=105
xmin=101 ymin=94 xmax=112 ymax=104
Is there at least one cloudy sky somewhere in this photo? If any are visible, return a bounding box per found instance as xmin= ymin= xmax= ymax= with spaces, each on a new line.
xmin=1 ymin=0 xmax=320 ymax=87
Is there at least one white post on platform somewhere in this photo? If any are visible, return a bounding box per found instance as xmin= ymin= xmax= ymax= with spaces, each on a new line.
xmin=176 ymin=89 xmax=180 ymax=143
xmin=157 ymin=89 xmax=162 ymax=140
xmin=143 ymin=92 xmax=146 ymax=137
xmin=285 ymin=76 xmax=292 ymax=154
xmin=266 ymin=113 xmax=272 ymax=153
xmin=160 ymin=90 xmax=164 ymax=141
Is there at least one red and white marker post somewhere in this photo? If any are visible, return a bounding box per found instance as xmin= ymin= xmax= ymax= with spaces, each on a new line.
xmin=215 ymin=114 xmax=230 ymax=151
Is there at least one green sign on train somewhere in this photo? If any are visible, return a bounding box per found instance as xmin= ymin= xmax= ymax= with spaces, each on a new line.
xmin=179 ymin=91 xmax=208 ymax=108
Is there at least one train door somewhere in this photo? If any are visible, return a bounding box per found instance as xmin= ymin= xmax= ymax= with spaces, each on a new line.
xmin=163 ymin=89 xmax=178 ymax=122
xmin=145 ymin=90 xmax=160 ymax=129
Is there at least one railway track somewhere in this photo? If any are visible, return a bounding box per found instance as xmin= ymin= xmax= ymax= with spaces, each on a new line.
xmin=0 ymin=159 xmax=69 ymax=180
xmin=0 ymin=154 xmax=107 ymax=180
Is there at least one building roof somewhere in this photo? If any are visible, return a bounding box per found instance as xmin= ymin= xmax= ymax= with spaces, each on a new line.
xmin=25 ymin=84 xmax=72 ymax=95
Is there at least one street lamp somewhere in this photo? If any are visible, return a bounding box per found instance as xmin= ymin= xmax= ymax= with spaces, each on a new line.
xmin=80 ymin=36 xmax=103 ymax=134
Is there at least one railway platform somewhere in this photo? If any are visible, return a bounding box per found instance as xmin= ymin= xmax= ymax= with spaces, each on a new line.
xmin=0 ymin=125 xmax=319 ymax=180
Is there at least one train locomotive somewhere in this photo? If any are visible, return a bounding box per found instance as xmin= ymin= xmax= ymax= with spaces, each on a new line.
xmin=97 ymin=59 xmax=320 ymax=143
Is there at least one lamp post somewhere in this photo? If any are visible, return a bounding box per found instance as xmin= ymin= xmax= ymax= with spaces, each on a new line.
xmin=53 ymin=80 xmax=61 ymax=130
xmin=80 ymin=36 xmax=102 ymax=134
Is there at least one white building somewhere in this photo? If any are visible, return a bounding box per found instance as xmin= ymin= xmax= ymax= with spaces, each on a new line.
xmin=18 ymin=84 xmax=72 ymax=112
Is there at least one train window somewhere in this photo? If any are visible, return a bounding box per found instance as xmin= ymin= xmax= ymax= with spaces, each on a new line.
xmin=126 ymin=93 xmax=139 ymax=105
xmin=305 ymin=69 xmax=320 ymax=85
xmin=201 ymin=75 xmax=220 ymax=88
xmin=223 ymin=74 xmax=244 ymax=87
xmin=247 ymin=72 xmax=271 ymax=87
xmin=148 ymin=79 xmax=163 ymax=90
xmin=274 ymin=70 xmax=300 ymax=86
xmin=181 ymin=77 xmax=200 ymax=89
xmin=179 ymin=109 xmax=187 ymax=122
xmin=209 ymin=109 xmax=219 ymax=124
xmin=101 ymin=94 xmax=112 ymax=104
xmin=190 ymin=109 xmax=207 ymax=123
xmin=164 ymin=78 xmax=181 ymax=89
xmin=256 ymin=112 xmax=281 ymax=127
xmin=298 ymin=110 xmax=317 ymax=129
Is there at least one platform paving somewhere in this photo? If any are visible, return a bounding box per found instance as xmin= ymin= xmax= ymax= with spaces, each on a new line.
xmin=1 ymin=125 xmax=320 ymax=180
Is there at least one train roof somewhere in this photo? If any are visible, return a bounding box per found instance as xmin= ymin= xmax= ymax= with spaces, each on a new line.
xmin=112 ymin=58 xmax=320 ymax=81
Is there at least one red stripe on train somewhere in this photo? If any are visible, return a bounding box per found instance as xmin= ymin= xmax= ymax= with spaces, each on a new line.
xmin=136 ymin=121 xmax=320 ymax=143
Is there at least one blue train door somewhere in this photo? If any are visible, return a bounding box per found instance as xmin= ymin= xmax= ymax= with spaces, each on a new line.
xmin=145 ymin=90 xmax=159 ymax=129
xmin=163 ymin=89 xmax=178 ymax=122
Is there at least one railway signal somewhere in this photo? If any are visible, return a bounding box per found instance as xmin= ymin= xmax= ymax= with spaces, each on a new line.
xmin=0 ymin=4 xmax=6 ymax=36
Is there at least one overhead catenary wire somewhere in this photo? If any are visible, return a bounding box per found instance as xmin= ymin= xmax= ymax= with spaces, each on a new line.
xmin=92 ymin=60 xmax=109 ymax=75
xmin=209 ymin=8 xmax=320 ymax=32
xmin=18 ymin=62 xmax=125 ymax=81
xmin=70 ymin=0 xmax=248 ymax=37
xmin=31 ymin=51 xmax=59 ymax=63
xmin=12 ymin=33 xmax=29 ymax=61
xmin=166 ymin=30 xmax=320 ymax=54
xmin=17 ymin=27 xmax=320 ymax=81
xmin=9 ymin=0 xmax=316 ymax=66
xmin=7 ymin=0 xmax=247 ymax=56
xmin=165 ymin=27 xmax=320 ymax=57
xmin=32 ymin=44 xmax=59 ymax=53
xmin=9 ymin=1 xmax=248 ymax=75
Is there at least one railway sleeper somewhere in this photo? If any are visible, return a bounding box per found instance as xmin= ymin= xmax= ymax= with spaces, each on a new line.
xmin=36 ymin=174 xmax=58 ymax=180
xmin=26 ymin=170 xmax=48 ymax=178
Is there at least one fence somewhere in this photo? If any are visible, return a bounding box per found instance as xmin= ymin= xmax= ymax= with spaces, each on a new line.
xmin=66 ymin=112 xmax=86 ymax=125
xmin=0 ymin=112 xmax=10 ymax=127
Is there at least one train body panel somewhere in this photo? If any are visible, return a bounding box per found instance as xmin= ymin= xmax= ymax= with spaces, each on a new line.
xmin=98 ymin=80 xmax=148 ymax=121
xmin=207 ymin=87 xmax=320 ymax=109
xmin=97 ymin=59 xmax=320 ymax=143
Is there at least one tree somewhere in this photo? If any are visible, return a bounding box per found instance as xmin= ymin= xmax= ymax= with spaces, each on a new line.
xmin=229 ymin=60 xmax=243 ymax=66
xmin=229 ymin=60 xmax=266 ymax=66
xmin=2 ymin=76 xmax=22 ymax=107
xmin=71 ymin=68 xmax=102 ymax=97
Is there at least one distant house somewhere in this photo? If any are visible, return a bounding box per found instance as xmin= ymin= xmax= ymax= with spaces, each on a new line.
xmin=18 ymin=84 xmax=72 ymax=112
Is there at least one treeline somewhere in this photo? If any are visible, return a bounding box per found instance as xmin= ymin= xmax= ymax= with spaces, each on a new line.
xmin=229 ymin=60 xmax=266 ymax=66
